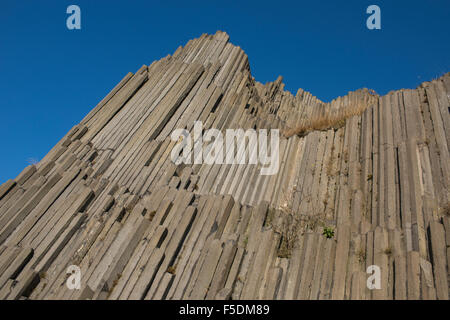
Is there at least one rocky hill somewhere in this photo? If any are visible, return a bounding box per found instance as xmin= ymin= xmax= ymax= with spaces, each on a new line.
xmin=0 ymin=31 xmax=448 ymax=300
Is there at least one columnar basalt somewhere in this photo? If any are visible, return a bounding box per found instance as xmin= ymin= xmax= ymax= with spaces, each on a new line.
xmin=0 ymin=31 xmax=449 ymax=300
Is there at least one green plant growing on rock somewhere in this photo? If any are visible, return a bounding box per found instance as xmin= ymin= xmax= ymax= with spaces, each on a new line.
xmin=322 ymin=226 xmax=335 ymax=239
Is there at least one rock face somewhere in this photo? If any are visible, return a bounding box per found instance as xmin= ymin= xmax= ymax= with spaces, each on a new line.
xmin=0 ymin=31 xmax=449 ymax=300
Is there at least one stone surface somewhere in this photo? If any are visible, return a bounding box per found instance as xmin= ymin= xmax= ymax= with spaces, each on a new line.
xmin=0 ymin=32 xmax=448 ymax=300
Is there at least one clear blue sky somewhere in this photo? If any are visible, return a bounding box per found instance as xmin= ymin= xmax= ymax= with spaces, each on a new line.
xmin=0 ymin=0 xmax=449 ymax=183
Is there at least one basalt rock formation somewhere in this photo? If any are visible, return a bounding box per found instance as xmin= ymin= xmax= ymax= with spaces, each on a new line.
xmin=0 ymin=31 xmax=449 ymax=300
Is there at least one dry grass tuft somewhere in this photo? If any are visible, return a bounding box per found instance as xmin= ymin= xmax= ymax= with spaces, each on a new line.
xmin=282 ymin=96 xmax=377 ymax=138
xmin=357 ymin=249 xmax=366 ymax=264
xmin=167 ymin=266 xmax=176 ymax=274
xmin=275 ymin=187 xmax=328 ymax=258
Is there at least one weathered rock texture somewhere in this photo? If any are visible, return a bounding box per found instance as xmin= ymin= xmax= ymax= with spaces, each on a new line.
xmin=0 ymin=31 xmax=449 ymax=300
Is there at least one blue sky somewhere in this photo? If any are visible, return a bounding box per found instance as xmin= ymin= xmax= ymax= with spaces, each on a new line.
xmin=0 ymin=0 xmax=449 ymax=183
